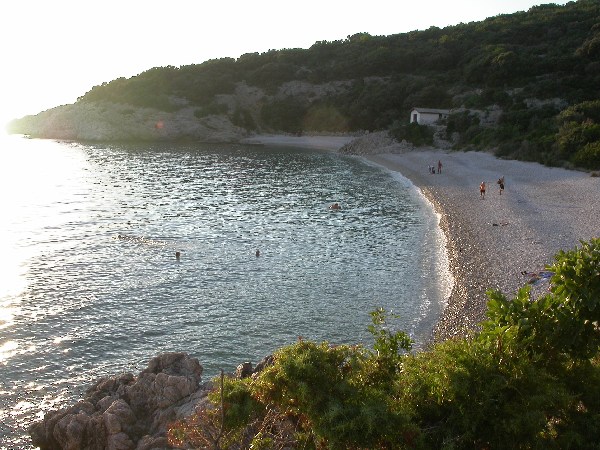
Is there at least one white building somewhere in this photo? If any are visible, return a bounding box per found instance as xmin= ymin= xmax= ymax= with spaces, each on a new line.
xmin=410 ymin=108 xmax=450 ymax=125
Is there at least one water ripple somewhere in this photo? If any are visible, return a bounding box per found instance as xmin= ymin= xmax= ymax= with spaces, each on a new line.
xmin=0 ymin=139 xmax=447 ymax=447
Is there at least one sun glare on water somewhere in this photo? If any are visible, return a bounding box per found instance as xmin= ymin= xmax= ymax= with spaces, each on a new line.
xmin=0 ymin=340 xmax=19 ymax=363
xmin=0 ymin=135 xmax=32 ymax=337
xmin=0 ymin=134 xmax=88 ymax=343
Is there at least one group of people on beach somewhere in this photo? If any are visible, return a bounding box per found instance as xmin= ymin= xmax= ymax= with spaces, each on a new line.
xmin=480 ymin=176 xmax=505 ymax=199
xmin=428 ymin=160 xmax=443 ymax=174
xmin=424 ymin=159 xmax=505 ymax=199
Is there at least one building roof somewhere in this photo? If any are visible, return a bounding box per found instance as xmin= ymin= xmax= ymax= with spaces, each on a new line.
xmin=411 ymin=107 xmax=450 ymax=114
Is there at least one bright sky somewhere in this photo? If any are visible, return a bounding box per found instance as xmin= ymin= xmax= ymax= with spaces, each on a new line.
xmin=1 ymin=0 xmax=568 ymax=128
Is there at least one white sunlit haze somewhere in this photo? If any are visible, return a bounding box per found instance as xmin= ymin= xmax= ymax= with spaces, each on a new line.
xmin=0 ymin=0 xmax=568 ymax=128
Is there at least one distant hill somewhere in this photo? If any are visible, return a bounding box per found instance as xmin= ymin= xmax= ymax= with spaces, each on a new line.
xmin=8 ymin=0 xmax=600 ymax=169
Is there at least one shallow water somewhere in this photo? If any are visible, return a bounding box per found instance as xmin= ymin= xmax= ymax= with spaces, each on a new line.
xmin=0 ymin=136 xmax=449 ymax=447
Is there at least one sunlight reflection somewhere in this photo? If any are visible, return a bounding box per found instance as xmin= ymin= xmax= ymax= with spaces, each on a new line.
xmin=0 ymin=135 xmax=92 ymax=325
xmin=0 ymin=303 xmax=17 ymax=330
xmin=0 ymin=340 xmax=18 ymax=363
xmin=0 ymin=217 xmax=27 ymax=309
xmin=13 ymin=400 xmax=36 ymax=414
xmin=0 ymin=135 xmax=37 ymax=304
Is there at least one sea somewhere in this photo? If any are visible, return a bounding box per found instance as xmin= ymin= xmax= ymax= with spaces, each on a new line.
xmin=0 ymin=134 xmax=451 ymax=448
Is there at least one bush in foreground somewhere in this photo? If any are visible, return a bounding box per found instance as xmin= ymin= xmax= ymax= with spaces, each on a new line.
xmin=169 ymin=238 xmax=600 ymax=449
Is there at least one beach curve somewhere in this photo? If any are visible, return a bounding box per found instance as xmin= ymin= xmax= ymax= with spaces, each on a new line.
xmin=365 ymin=151 xmax=599 ymax=339
xmin=244 ymin=134 xmax=600 ymax=340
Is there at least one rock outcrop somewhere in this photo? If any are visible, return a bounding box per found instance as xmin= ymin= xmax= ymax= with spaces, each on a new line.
xmin=29 ymin=353 xmax=274 ymax=450
xmin=338 ymin=131 xmax=414 ymax=155
xmin=8 ymin=102 xmax=250 ymax=143
xmin=29 ymin=352 xmax=208 ymax=450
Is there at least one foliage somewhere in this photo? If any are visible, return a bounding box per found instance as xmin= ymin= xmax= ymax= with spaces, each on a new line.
xmin=250 ymin=340 xmax=414 ymax=448
xmin=231 ymin=108 xmax=257 ymax=130
xmin=397 ymin=338 xmax=573 ymax=449
xmin=194 ymin=102 xmax=229 ymax=118
xmin=302 ymin=104 xmax=350 ymax=132
xmin=557 ymin=101 xmax=600 ymax=168
xmin=51 ymin=1 xmax=600 ymax=168
xmin=168 ymin=239 xmax=600 ymax=448
xmin=482 ymin=238 xmax=600 ymax=362
xmin=573 ymin=141 xmax=600 ymax=170
xmin=260 ymin=96 xmax=307 ymax=133
xmin=368 ymin=308 xmax=413 ymax=359
xmin=389 ymin=122 xmax=434 ymax=146
xmin=446 ymin=110 xmax=480 ymax=136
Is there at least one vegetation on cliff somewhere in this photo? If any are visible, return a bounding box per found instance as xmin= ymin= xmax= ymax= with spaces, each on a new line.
xmin=168 ymin=238 xmax=600 ymax=448
xmin=9 ymin=0 xmax=600 ymax=168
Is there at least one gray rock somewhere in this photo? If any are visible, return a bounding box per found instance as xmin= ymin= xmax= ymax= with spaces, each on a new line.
xmin=29 ymin=352 xmax=205 ymax=450
xmin=338 ymin=131 xmax=414 ymax=155
xmin=235 ymin=361 xmax=253 ymax=379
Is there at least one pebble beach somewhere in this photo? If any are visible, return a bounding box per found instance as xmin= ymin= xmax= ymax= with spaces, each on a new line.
xmin=367 ymin=150 xmax=600 ymax=340
xmin=246 ymin=134 xmax=600 ymax=340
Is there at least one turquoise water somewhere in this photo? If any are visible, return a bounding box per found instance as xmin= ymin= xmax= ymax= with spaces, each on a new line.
xmin=0 ymin=136 xmax=449 ymax=448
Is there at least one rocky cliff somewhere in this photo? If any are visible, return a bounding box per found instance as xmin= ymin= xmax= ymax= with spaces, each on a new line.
xmin=7 ymin=79 xmax=353 ymax=143
xmin=8 ymin=101 xmax=250 ymax=143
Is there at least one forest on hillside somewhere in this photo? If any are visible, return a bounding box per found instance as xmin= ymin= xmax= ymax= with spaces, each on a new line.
xmin=35 ymin=1 xmax=600 ymax=168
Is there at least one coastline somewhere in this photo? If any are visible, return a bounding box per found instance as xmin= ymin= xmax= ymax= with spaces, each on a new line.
xmin=367 ymin=150 xmax=600 ymax=340
xmin=247 ymin=134 xmax=600 ymax=340
xmin=240 ymin=134 xmax=355 ymax=150
xmin=24 ymin=134 xmax=600 ymax=448
xmin=365 ymin=150 xmax=599 ymax=339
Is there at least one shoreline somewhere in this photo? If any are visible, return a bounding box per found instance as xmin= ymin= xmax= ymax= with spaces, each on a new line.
xmin=247 ymin=134 xmax=600 ymax=340
xmin=364 ymin=151 xmax=599 ymax=339
xmin=240 ymin=134 xmax=355 ymax=150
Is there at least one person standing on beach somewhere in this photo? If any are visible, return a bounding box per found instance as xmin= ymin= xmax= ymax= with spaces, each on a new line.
xmin=480 ymin=181 xmax=486 ymax=199
xmin=438 ymin=160 xmax=442 ymax=174
xmin=497 ymin=176 xmax=504 ymax=195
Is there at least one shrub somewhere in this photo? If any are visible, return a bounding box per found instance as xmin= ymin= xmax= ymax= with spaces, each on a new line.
xmin=260 ymin=97 xmax=307 ymax=133
xmin=573 ymin=141 xmax=600 ymax=170
xmin=482 ymin=238 xmax=600 ymax=362
xmin=446 ymin=110 xmax=480 ymax=136
xmin=389 ymin=122 xmax=434 ymax=146
xmin=397 ymin=338 xmax=571 ymax=449
xmin=231 ymin=108 xmax=257 ymax=130
xmin=302 ymin=104 xmax=349 ymax=132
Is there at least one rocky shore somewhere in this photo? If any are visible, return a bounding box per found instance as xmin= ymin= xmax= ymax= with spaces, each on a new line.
xmin=29 ymin=353 xmax=271 ymax=450
xmin=29 ymin=353 xmax=205 ymax=449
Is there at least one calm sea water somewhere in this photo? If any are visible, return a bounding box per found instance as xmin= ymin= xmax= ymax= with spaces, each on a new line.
xmin=0 ymin=135 xmax=450 ymax=448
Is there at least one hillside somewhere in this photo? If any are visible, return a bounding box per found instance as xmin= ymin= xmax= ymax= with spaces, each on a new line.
xmin=8 ymin=0 xmax=600 ymax=169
